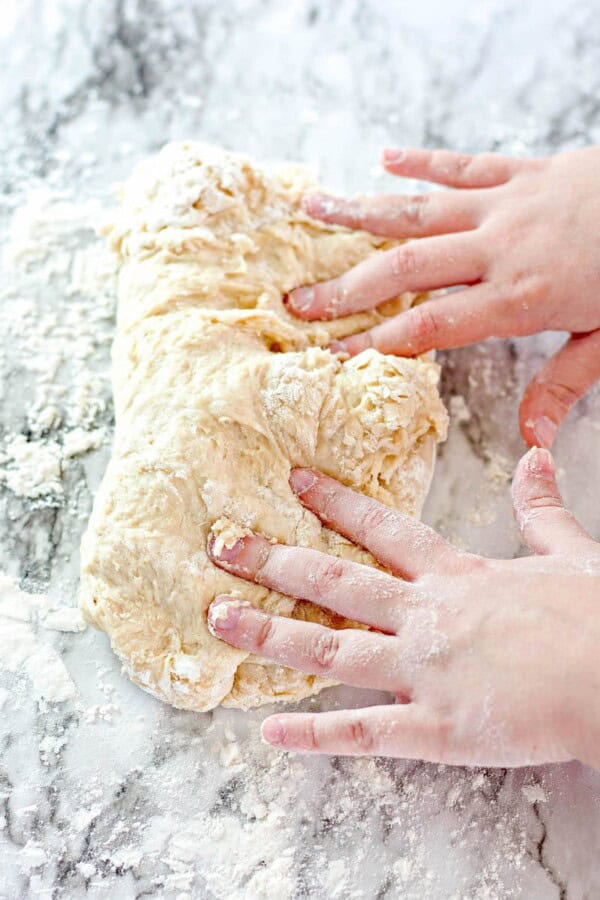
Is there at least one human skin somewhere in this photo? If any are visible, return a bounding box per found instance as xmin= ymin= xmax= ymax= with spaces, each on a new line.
xmin=285 ymin=147 xmax=600 ymax=449
xmin=207 ymin=448 xmax=600 ymax=769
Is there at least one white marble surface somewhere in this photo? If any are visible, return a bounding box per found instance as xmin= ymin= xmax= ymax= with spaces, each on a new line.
xmin=1 ymin=1 xmax=600 ymax=897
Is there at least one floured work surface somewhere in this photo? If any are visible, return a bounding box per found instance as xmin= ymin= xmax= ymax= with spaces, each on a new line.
xmin=80 ymin=142 xmax=448 ymax=711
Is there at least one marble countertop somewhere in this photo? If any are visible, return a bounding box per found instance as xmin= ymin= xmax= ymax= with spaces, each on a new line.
xmin=1 ymin=1 xmax=600 ymax=897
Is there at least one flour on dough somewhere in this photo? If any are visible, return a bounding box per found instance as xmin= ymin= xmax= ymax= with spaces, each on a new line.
xmin=79 ymin=142 xmax=448 ymax=711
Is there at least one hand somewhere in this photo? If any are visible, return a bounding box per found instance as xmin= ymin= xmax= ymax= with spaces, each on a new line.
xmin=207 ymin=448 xmax=600 ymax=768
xmin=285 ymin=147 xmax=600 ymax=450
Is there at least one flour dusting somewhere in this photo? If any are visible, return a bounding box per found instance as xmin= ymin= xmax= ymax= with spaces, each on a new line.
xmin=0 ymin=191 xmax=115 ymax=503
xmin=0 ymin=574 xmax=78 ymax=703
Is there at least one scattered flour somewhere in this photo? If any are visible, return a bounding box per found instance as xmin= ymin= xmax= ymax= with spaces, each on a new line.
xmin=484 ymin=452 xmax=513 ymax=490
xmin=0 ymin=574 xmax=78 ymax=703
xmin=18 ymin=841 xmax=47 ymax=872
xmin=42 ymin=605 xmax=87 ymax=633
xmin=165 ymin=809 xmax=295 ymax=899
xmin=0 ymin=427 xmax=106 ymax=500
xmin=521 ymin=783 xmax=548 ymax=804
xmin=449 ymin=393 xmax=472 ymax=425
xmin=62 ymin=426 xmax=105 ymax=459
xmin=0 ymin=191 xmax=115 ymax=503
xmin=0 ymin=434 xmax=63 ymax=499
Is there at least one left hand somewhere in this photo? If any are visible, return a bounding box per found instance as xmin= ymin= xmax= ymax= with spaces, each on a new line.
xmin=284 ymin=147 xmax=600 ymax=450
xmin=207 ymin=448 xmax=600 ymax=768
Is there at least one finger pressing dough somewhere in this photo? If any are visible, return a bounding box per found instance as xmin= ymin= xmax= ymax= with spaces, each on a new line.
xmin=80 ymin=142 xmax=448 ymax=711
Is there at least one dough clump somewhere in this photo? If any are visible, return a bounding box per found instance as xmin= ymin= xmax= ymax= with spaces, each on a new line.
xmin=80 ymin=142 xmax=448 ymax=711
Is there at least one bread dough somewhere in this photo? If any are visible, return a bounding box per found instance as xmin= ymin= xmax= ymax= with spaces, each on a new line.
xmin=79 ymin=142 xmax=448 ymax=711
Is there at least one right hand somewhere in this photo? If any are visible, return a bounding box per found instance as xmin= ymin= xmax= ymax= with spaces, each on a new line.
xmin=208 ymin=449 xmax=600 ymax=769
xmin=286 ymin=146 xmax=600 ymax=449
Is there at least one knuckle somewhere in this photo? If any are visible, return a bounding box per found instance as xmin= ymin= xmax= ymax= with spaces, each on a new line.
xmin=390 ymin=245 xmax=419 ymax=279
xmin=345 ymin=718 xmax=375 ymax=752
xmin=492 ymin=273 xmax=547 ymax=315
xmin=346 ymin=204 xmax=367 ymax=229
xmin=255 ymin=614 xmax=275 ymax=650
xmin=511 ymin=273 xmax=548 ymax=301
xmin=400 ymin=195 xmax=427 ymax=227
xmin=536 ymin=380 xmax=580 ymax=415
xmin=314 ymin=558 xmax=346 ymax=598
xmin=305 ymin=718 xmax=321 ymax=751
xmin=489 ymin=222 xmax=527 ymax=258
xmin=461 ymin=552 xmax=488 ymax=573
xmin=408 ymin=305 xmax=442 ymax=348
xmin=433 ymin=716 xmax=454 ymax=759
xmin=443 ymin=549 xmax=486 ymax=576
xmin=356 ymin=505 xmax=394 ymax=542
xmin=310 ymin=631 xmax=340 ymax=671
xmin=523 ymin=491 xmax=563 ymax=513
xmin=252 ymin=543 xmax=273 ymax=581
xmin=439 ymin=152 xmax=472 ymax=178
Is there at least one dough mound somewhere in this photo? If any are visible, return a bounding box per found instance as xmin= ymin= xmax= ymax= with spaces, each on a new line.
xmin=80 ymin=142 xmax=448 ymax=711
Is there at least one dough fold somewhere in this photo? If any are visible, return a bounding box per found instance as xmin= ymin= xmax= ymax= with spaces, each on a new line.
xmin=80 ymin=143 xmax=448 ymax=711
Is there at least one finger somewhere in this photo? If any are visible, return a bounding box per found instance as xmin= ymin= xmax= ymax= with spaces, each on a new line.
xmin=301 ymin=190 xmax=482 ymax=239
xmin=207 ymin=596 xmax=407 ymax=693
xmin=207 ymin=532 xmax=410 ymax=632
xmin=289 ymin=468 xmax=458 ymax=580
xmin=330 ymin=283 xmax=516 ymax=357
xmin=285 ymin=233 xmax=484 ymax=321
xmin=381 ymin=147 xmax=525 ymax=188
xmin=519 ymin=330 xmax=600 ymax=449
xmin=261 ymin=704 xmax=446 ymax=759
xmin=511 ymin=447 xmax=593 ymax=555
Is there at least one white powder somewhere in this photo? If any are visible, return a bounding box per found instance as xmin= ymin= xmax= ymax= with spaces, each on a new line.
xmin=484 ymin=452 xmax=513 ymax=489
xmin=0 ymin=434 xmax=63 ymax=498
xmin=84 ymin=703 xmax=121 ymax=724
xmin=0 ymin=574 xmax=77 ymax=703
xmin=0 ymin=428 xmax=106 ymax=500
xmin=62 ymin=426 xmax=106 ymax=458
xmin=449 ymin=393 xmax=472 ymax=424
xmin=521 ymin=783 xmax=548 ymax=804
xmin=42 ymin=605 xmax=87 ymax=633
xmin=18 ymin=841 xmax=47 ymax=872
xmin=166 ymin=810 xmax=295 ymax=900
xmin=0 ymin=191 xmax=115 ymax=502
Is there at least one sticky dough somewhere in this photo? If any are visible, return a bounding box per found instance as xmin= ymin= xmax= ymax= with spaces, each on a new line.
xmin=79 ymin=142 xmax=448 ymax=711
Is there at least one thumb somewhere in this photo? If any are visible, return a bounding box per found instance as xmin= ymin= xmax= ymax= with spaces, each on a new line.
xmin=511 ymin=447 xmax=593 ymax=555
xmin=519 ymin=329 xmax=600 ymax=448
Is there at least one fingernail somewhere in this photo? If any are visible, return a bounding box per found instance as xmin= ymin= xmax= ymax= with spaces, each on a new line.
xmin=286 ymin=286 xmax=314 ymax=313
xmin=382 ymin=148 xmax=407 ymax=164
xmin=533 ymin=416 xmax=557 ymax=449
xmin=207 ymin=598 xmax=242 ymax=634
xmin=328 ymin=339 xmax=347 ymax=354
xmin=289 ymin=468 xmax=317 ymax=496
xmin=527 ymin=446 xmax=555 ymax=475
xmin=261 ymin=718 xmax=286 ymax=746
xmin=208 ymin=534 xmax=245 ymax=564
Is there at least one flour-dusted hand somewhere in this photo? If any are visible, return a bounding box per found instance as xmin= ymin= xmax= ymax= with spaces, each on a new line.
xmin=207 ymin=451 xmax=600 ymax=769
xmin=285 ymin=147 xmax=600 ymax=449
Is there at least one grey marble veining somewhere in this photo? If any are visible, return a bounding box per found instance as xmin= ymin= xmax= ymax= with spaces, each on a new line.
xmin=1 ymin=1 xmax=600 ymax=897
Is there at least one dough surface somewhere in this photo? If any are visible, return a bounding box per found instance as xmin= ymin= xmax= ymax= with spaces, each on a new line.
xmin=80 ymin=142 xmax=448 ymax=711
